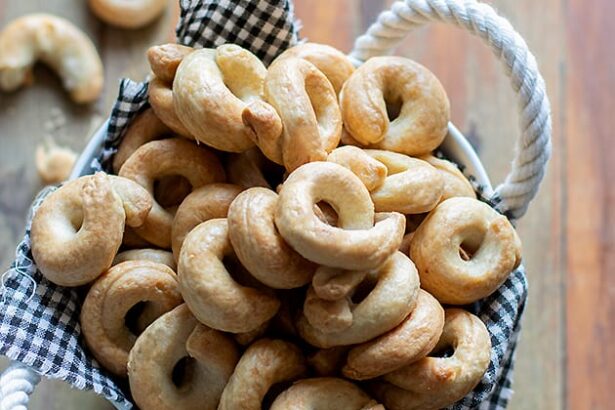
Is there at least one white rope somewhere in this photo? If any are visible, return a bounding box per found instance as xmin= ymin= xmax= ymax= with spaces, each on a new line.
xmin=0 ymin=362 xmax=40 ymax=410
xmin=349 ymin=0 xmax=552 ymax=219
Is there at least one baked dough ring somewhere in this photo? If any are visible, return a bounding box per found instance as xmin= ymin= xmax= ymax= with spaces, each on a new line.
xmin=327 ymin=146 xmax=387 ymax=192
xmin=80 ymin=260 xmax=182 ymax=376
xmin=420 ymin=155 xmax=476 ymax=201
xmin=275 ymin=162 xmax=404 ymax=270
xmin=148 ymin=76 xmax=192 ymax=138
xmin=226 ymin=147 xmax=275 ymax=189
xmin=173 ymin=45 xmax=265 ymax=152
xmin=89 ymin=0 xmax=167 ymax=29
xmin=270 ymin=378 xmax=380 ymax=410
xmin=178 ymin=218 xmax=280 ymax=333
xmin=31 ymin=173 xmax=152 ymax=286
xmin=0 ymin=14 xmax=103 ymax=103
xmin=312 ymin=266 xmax=367 ymax=301
xmin=228 ymin=188 xmax=316 ymax=289
xmin=374 ymin=309 xmax=491 ymax=410
xmin=112 ymin=248 xmax=176 ymax=271
xmin=298 ymin=251 xmax=420 ymax=348
xmin=128 ymin=304 xmax=239 ymax=410
xmin=365 ymin=150 xmax=443 ymax=214
xmin=119 ymin=138 xmax=226 ymax=248
xmin=340 ymin=56 xmax=449 ymax=155
xmin=343 ymin=289 xmax=444 ymax=380
xmin=307 ymin=347 xmax=349 ymax=377
xmin=243 ymin=58 xmax=341 ymax=171
xmin=410 ymin=197 xmax=522 ymax=304
xmin=147 ymin=43 xmax=193 ymax=83
xmin=171 ymin=183 xmax=242 ymax=261
xmin=272 ymin=42 xmax=355 ymax=94
xmin=218 ymin=339 xmax=306 ymax=410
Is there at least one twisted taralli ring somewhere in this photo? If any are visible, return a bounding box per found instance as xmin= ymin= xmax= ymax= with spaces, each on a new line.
xmin=275 ymin=162 xmax=405 ymax=270
xmin=30 ymin=173 xmax=152 ymax=286
xmin=218 ymin=339 xmax=306 ymax=410
xmin=80 ymin=260 xmax=182 ymax=376
xmin=128 ymin=304 xmax=240 ymax=410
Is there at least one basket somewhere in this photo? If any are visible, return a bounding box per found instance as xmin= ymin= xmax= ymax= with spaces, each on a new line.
xmin=0 ymin=0 xmax=551 ymax=409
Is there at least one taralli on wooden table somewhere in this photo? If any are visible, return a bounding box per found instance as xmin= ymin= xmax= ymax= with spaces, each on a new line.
xmin=35 ymin=142 xmax=77 ymax=184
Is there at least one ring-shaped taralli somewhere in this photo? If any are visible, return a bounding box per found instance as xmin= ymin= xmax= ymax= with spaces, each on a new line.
xmin=373 ymin=309 xmax=491 ymax=410
xmin=80 ymin=260 xmax=182 ymax=376
xmin=243 ymin=58 xmax=341 ymax=171
xmin=173 ymin=45 xmax=264 ymax=152
xmin=311 ymin=266 xmax=367 ymax=301
xmin=272 ymin=42 xmax=355 ymax=94
xmin=178 ymin=218 xmax=280 ymax=333
xmin=342 ymin=289 xmax=444 ymax=380
xmin=298 ymin=251 xmax=420 ymax=348
xmin=119 ymin=138 xmax=226 ymax=248
xmin=112 ymin=249 xmax=176 ymax=271
xmin=89 ymin=0 xmax=167 ymax=29
xmin=365 ymin=150 xmax=443 ymax=214
xmin=340 ymin=56 xmax=450 ymax=155
xmin=147 ymin=43 xmax=193 ymax=83
xmin=228 ymin=188 xmax=317 ymax=289
xmin=31 ymin=173 xmax=152 ymax=286
xmin=128 ymin=304 xmax=239 ymax=410
xmin=148 ymin=76 xmax=192 ymax=138
xmin=171 ymin=183 xmax=243 ymax=261
xmin=410 ymin=197 xmax=522 ymax=305
xmin=420 ymin=155 xmax=476 ymax=201
xmin=0 ymin=14 xmax=103 ymax=103
xmin=270 ymin=378 xmax=381 ymax=410
xmin=275 ymin=162 xmax=405 ymax=270
xmin=327 ymin=146 xmax=387 ymax=192
xmin=218 ymin=339 xmax=306 ymax=410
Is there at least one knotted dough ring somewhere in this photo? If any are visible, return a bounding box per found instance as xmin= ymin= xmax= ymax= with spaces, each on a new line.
xmin=373 ymin=309 xmax=491 ymax=410
xmin=128 ymin=304 xmax=240 ymax=410
xmin=0 ymin=14 xmax=103 ymax=103
xmin=178 ymin=218 xmax=280 ymax=333
xmin=342 ymin=289 xmax=444 ymax=380
xmin=228 ymin=187 xmax=316 ymax=289
xmin=410 ymin=197 xmax=522 ymax=305
xmin=31 ymin=173 xmax=152 ymax=286
xmin=340 ymin=56 xmax=450 ymax=156
xmin=270 ymin=378 xmax=381 ymax=410
xmin=173 ymin=44 xmax=265 ymax=152
xmin=80 ymin=260 xmax=182 ymax=376
xmin=366 ymin=150 xmax=443 ymax=214
xmin=327 ymin=146 xmax=387 ymax=192
xmin=298 ymin=251 xmax=420 ymax=348
xmin=243 ymin=57 xmax=341 ymax=171
xmin=218 ymin=339 xmax=306 ymax=410
xmin=275 ymin=162 xmax=405 ymax=270
xmin=119 ymin=138 xmax=226 ymax=248
xmin=89 ymin=0 xmax=167 ymax=29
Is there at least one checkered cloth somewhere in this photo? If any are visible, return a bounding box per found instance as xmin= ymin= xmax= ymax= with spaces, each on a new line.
xmin=0 ymin=1 xmax=527 ymax=409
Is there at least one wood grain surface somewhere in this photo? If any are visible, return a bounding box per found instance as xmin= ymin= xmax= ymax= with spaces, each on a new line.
xmin=0 ymin=0 xmax=611 ymax=409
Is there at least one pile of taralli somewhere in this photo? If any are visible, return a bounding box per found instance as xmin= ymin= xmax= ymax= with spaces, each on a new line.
xmin=29 ymin=42 xmax=522 ymax=410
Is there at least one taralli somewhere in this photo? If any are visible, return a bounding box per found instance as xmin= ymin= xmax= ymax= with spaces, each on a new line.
xmin=375 ymin=309 xmax=491 ymax=410
xmin=233 ymin=321 xmax=269 ymax=346
xmin=0 ymin=14 xmax=103 ymax=103
xmin=398 ymin=232 xmax=414 ymax=255
xmin=31 ymin=173 xmax=152 ymax=286
xmin=275 ymin=162 xmax=405 ymax=270
xmin=147 ymin=43 xmax=193 ymax=83
xmin=173 ymin=45 xmax=265 ymax=152
xmin=365 ymin=150 xmax=443 ymax=214
xmin=80 ymin=260 xmax=182 ymax=376
xmin=178 ymin=219 xmax=280 ymax=333
xmin=327 ymin=146 xmax=387 ymax=192
xmin=228 ymin=188 xmax=316 ymax=289
xmin=148 ymin=76 xmax=192 ymax=138
xmin=226 ymin=148 xmax=275 ymax=189
xmin=340 ymin=56 xmax=449 ymax=155
xmin=128 ymin=305 xmax=239 ymax=410
xmin=171 ymin=183 xmax=242 ymax=260
xmin=218 ymin=339 xmax=306 ymax=410
xmin=270 ymin=378 xmax=381 ymax=410
xmin=303 ymin=286 xmax=353 ymax=333
xmin=272 ymin=42 xmax=355 ymax=94
xmin=307 ymin=347 xmax=349 ymax=376
xmin=410 ymin=197 xmax=522 ymax=304
xmin=312 ymin=266 xmax=367 ymax=301
xmin=35 ymin=142 xmax=77 ymax=184
xmin=420 ymin=155 xmax=476 ymax=201
xmin=89 ymin=0 xmax=167 ymax=29
xmin=243 ymin=57 xmax=341 ymax=171
xmin=112 ymin=248 xmax=176 ymax=271
xmin=298 ymin=252 xmax=420 ymax=347
xmin=343 ymin=289 xmax=444 ymax=380
xmin=119 ymin=138 xmax=225 ymax=248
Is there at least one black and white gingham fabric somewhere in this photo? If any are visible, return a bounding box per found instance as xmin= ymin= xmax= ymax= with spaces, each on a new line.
xmin=0 ymin=1 xmax=526 ymax=408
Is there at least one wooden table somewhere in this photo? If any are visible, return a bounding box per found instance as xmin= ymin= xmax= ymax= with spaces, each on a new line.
xmin=0 ymin=0 xmax=612 ymax=409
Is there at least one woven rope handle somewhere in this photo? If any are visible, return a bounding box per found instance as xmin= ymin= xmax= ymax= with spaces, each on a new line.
xmin=0 ymin=362 xmax=39 ymax=410
xmin=349 ymin=0 xmax=552 ymax=219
